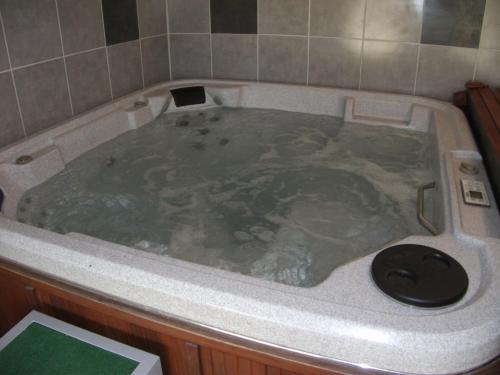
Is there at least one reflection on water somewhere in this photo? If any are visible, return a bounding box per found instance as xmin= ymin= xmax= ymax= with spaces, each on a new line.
xmin=17 ymin=107 xmax=433 ymax=287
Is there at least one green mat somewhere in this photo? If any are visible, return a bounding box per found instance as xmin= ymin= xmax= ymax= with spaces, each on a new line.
xmin=0 ymin=323 xmax=139 ymax=375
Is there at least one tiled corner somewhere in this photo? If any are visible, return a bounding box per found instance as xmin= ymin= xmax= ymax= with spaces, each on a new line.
xmin=480 ymin=0 xmax=500 ymax=49
xmin=310 ymin=0 xmax=365 ymax=39
xmin=211 ymin=0 xmax=257 ymax=34
xmin=170 ymin=34 xmax=211 ymax=79
xmin=212 ymin=34 xmax=257 ymax=80
xmin=141 ymin=35 xmax=170 ymax=86
xmin=168 ymin=0 xmax=210 ymax=33
xmin=65 ymin=48 xmax=111 ymax=115
xmin=309 ymin=38 xmax=362 ymax=89
xmin=421 ymin=0 xmax=486 ymax=48
xmin=259 ymin=36 xmax=308 ymax=84
xmin=108 ymin=40 xmax=143 ymax=98
xmin=137 ymin=0 xmax=167 ymax=38
xmin=0 ymin=73 xmax=24 ymax=148
xmin=361 ymin=41 xmax=418 ymax=94
xmin=415 ymin=45 xmax=476 ymax=101
xmin=102 ymin=0 xmax=139 ymax=45
xmin=365 ymin=0 xmax=423 ymax=42
xmin=0 ymin=0 xmax=62 ymax=67
xmin=258 ymin=0 xmax=308 ymax=36
xmin=57 ymin=0 xmax=105 ymax=55
xmin=475 ymin=49 xmax=500 ymax=88
xmin=13 ymin=59 xmax=72 ymax=135
xmin=0 ymin=23 xmax=9 ymax=71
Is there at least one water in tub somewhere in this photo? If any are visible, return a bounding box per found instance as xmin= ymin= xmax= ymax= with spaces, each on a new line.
xmin=17 ymin=108 xmax=433 ymax=287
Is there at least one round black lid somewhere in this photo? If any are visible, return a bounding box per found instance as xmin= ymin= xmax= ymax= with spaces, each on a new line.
xmin=371 ymin=244 xmax=469 ymax=308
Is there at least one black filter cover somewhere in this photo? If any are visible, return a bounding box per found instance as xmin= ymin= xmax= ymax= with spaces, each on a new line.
xmin=371 ymin=244 xmax=468 ymax=308
xmin=170 ymin=86 xmax=206 ymax=107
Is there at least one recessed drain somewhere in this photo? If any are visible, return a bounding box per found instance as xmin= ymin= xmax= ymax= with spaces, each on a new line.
xmin=371 ymin=244 xmax=468 ymax=308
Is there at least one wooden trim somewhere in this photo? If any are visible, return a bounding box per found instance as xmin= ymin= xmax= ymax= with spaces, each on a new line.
xmin=494 ymin=89 xmax=500 ymax=103
xmin=0 ymin=260 xmax=371 ymax=375
xmin=470 ymin=88 xmax=500 ymax=149
xmin=457 ymin=83 xmax=500 ymax=208
xmin=1 ymin=259 xmax=499 ymax=375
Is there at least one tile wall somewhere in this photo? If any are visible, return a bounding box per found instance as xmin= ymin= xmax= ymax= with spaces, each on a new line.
xmin=169 ymin=0 xmax=499 ymax=99
xmin=0 ymin=0 xmax=169 ymax=148
xmin=1 ymin=0 xmax=500 ymax=149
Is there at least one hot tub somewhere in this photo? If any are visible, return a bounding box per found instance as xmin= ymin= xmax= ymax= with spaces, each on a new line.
xmin=0 ymin=80 xmax=499 ymax=374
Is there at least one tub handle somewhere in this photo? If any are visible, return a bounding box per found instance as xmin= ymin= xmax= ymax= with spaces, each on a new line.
xmin=417 ymin=182 xmax=439 ymax=235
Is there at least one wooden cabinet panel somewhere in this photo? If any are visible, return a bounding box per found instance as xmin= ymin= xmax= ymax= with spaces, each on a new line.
xmin=0 ymin=268 xmax=40 ymax=336
xmin=251 ymin=362 xmax=266 ymax=375
xmin=0 ymin=265 xmax=311 ymax=375
xmin=1 ymin=263 xmax=499 ymax=375
xmin=200 ymin=346 xmax=215 ymax=375
xmin=238 ymin=358 xmax=252 ymax=375
xmin=266 ymin=366 xmax=281 ymax=375
xmin=224 ymin=352 xmax=238 ymax=375
xmin=182 ymin=341 xmax=202 ymax=375
xmin=211 ymin=349 xmax=226 ymax=375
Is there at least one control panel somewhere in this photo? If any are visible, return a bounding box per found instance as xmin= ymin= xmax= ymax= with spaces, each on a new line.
xmin=461 ymin=179 xmax=490 ymax=207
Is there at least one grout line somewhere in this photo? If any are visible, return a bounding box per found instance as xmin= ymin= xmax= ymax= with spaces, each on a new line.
xmin=208 ymin=0 xmax=213 ymax=79
xmin=256 ymin=35 xmax=260 ymax=82
xmin=473 ymin=0 xmax=489 ymax=82
xmin=169 ymin=32 xmax=210 ymax=35
xmin=478 ymin=46 xmax=500 ymax=52
xmin=103 ymin=38 xmax=142 ymax=49
xmin=54 ymin=0 xmax=74 ymax=116
xmin=358 ymin=0 xmax=368 ymax=90
xmin=306 ymin=0 xmax=311 ymax=85
xmin=10 ymin=56 xmax=63 ymax=72
xmin=478 ymin=0 xmax=488 ymax=50
xmin=64 ymin=46 xmax=106 ymax=58
xmin=363 ymin=38 xmax=421 ymax=45
xmin=165 ymin=0 xmax=173 ymax=80
xmin=9 ymin=44 xmax=114 ymax=72
xmin=104 ymin=46 xmax=113 ymax=100
xmin=136 ymin=0 xmax=145 ymax=88
xmin=0 ymin=7 xmax=26 ymax=137
xmin=256 ymin=0 xmax=260 ymax=81
xmin=139 ymin=38 xmax=145 ymax=88
xmin=164 ymin=31 xmax=500 ymax=50
xmin=140 ymin=32 xmax=168 ymax=41
xmin=309 ymin=35 xmax=363 ymax=41
xmin=98 ymin=0 xmax=114 ymax=100
xmin=0 ymin=68 xmax=10 ymax=74
xmin=413 ymin=0 xmax=424 ymax=95
xmin=412 ymin=44 xmax=422 ymax=95
xmin=472 ymin=48 xmax=480 ymax=82
xmin=259 ymin=33 xmax=308 ymax=38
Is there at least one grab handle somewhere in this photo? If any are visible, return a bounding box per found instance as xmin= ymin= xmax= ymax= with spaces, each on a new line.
xmin=417 ymin=182 xmax=439 ymax=235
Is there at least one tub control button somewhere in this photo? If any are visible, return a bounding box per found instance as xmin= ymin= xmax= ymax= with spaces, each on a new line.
xmin=459 ymin=162 xmax=479 ymax=175
xmin=461 ymin=179 xmax=490 ymax=207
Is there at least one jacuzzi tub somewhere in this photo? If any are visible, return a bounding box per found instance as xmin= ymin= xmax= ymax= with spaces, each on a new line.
xmin=0 ymin=80 xmax=499 ymax=374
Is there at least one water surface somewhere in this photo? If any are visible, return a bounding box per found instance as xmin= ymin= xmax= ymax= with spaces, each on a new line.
xmin=17 ymin=107 xmax=433 ymax=287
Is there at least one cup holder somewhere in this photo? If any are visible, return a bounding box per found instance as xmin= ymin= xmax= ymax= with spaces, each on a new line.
xmin=422 ymin=252 xmax=451 ymax=269
xmin=386 ymin=269 xmax=418 ymax=288
xmin=372 ymin=244 xmax=468 ymax=308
